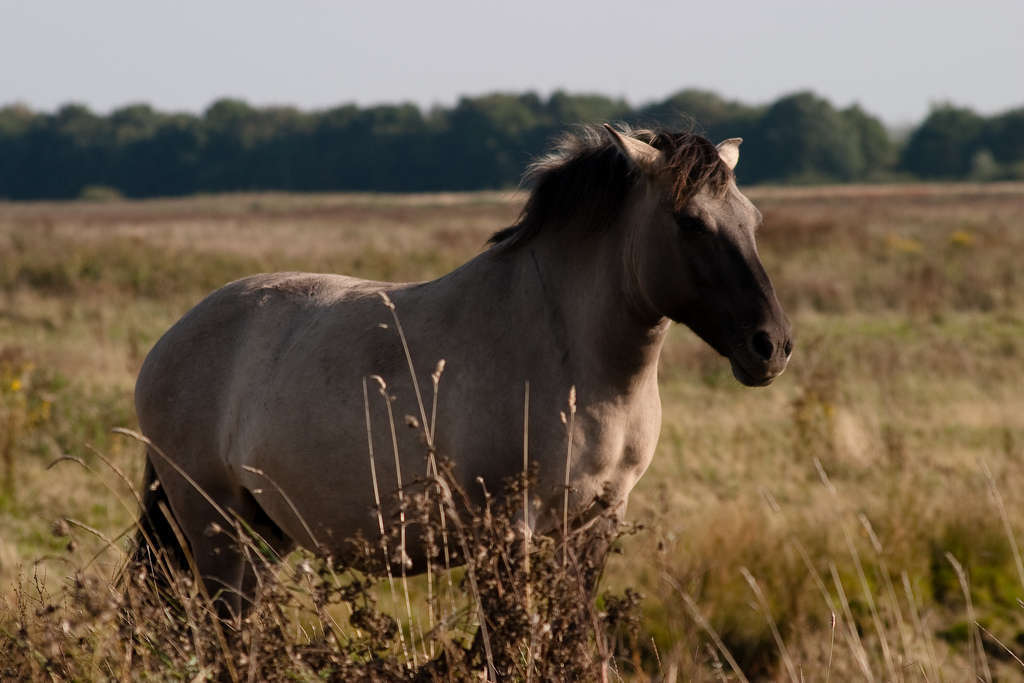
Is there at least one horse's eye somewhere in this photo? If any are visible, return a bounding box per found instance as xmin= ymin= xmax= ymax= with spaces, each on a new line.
xmin=674 ymin=214 xmax=710 ymax=233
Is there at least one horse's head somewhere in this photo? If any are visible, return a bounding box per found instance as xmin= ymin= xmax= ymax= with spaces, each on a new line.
xmin=606 ymin=125 xmax=792 ymax=386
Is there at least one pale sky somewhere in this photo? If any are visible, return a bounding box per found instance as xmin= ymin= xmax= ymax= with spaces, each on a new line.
xmin=1 ymin=0 xmax=1021 ymax=126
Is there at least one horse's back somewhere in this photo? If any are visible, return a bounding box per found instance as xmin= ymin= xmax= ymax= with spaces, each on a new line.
xmin=134 ymin=272 xmax=387 ymax=472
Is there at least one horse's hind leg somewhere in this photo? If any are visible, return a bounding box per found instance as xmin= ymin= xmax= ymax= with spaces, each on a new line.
xmin=149 ymin=461 xmax=258 ymax=621
xmin=235 ymin=489 xmax=296 ymax=613
xmin=179 ymin=487 xmax=254 ymax=621
xmin=189 ymin=486 xmax=300 ymax=622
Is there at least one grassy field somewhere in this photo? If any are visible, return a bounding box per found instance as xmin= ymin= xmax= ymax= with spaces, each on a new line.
xmin=1 ymin=183 xmax=1023 ymax=679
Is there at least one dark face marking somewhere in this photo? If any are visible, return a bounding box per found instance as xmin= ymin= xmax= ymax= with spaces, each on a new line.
xmin=653 ymin=181 xmax=792 ymax=386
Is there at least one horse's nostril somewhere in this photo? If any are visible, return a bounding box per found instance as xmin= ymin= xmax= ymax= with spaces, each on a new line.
xmin=784 ymin=338 xmax=793 ymax=357
xmin=751 ymin=330 xmax=774 ymax=361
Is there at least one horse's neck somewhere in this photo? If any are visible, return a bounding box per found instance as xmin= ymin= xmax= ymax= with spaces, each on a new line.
xmin=491 ymin=231 xmax=669 ymax=399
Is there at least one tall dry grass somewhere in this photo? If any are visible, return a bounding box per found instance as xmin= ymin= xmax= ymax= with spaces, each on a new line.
xmin=2 ymin=440 xmax=639 ymax=680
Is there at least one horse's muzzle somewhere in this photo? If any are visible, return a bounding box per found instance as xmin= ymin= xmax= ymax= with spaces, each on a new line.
xmin=729 ymin=329 xmax=793 ymax=387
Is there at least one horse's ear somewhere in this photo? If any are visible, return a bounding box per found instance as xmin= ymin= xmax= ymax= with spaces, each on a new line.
xmin=716 ymin=138 xmax=742 ymax=170
xmin=603 ymin=124 xmax=661 ymax=170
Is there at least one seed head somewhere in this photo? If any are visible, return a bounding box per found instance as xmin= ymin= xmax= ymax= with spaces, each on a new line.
xmin=52 ymin=519 xmax=70 ymax=538
xmin=432 ymin=359 xmax=446 ymax=384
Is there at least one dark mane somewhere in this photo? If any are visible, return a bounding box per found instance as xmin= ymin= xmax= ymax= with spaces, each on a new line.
xmin=489 ymin=124 xmax=733 ymax=249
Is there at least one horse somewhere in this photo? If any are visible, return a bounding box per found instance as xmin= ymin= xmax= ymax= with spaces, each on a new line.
xmin=132 ymin=123 xmax=792 ymax=618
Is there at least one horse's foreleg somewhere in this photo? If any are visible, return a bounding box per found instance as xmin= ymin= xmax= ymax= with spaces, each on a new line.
xmin=578 ymin=503 xmax=625 ymax=598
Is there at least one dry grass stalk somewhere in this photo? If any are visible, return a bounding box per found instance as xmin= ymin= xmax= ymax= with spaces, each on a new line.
xmin=562 ymin=385 xmax=576 ymax=568
xmin=857 ymin=513 xmax=913 ymax=670
xmin=361 ymin=375 xmax=408 ymax=664
xmin=945 ymin=552 xmax=992 ymax=683
xmin=982 ymin=460 xmax=1024 ymax=592
xmin=373 ymin=373 xmax=417 ymax=668
xmin=900 ymin=570 xmax=941 ymax=682
xmin=829 ymin=562 xmax=875 ymax=681
xmin=739 ymin=567 xmax=799 ymax=683
xmin=667 ymin=580 xmax=750 ymax=683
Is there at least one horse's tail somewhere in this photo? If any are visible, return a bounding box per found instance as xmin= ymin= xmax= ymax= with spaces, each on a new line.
xmin=128 ymin=454 xmax=191 ymax=582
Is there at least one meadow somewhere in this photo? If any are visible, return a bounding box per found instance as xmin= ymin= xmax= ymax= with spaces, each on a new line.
xmin=1 ymin=183 xmax=1023 ymax=679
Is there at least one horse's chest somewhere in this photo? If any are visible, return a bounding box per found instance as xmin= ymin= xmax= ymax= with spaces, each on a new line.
xmin=569 ymin=404 xmax=660 ymax=507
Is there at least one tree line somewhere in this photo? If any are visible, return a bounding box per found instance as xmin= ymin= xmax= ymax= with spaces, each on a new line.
xmin=1 ymin=89 xmax=1022 ymax=200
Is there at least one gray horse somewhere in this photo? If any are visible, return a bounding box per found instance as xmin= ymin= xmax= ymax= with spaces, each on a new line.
xmin=133 ymin=124 xmax=791 ymax=616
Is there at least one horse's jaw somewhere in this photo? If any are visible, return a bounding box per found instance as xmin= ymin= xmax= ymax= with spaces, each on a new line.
xmin=728 ymin=355 xmax=786 ymax=387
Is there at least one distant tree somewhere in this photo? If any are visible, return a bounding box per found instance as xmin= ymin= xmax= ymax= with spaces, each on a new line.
xmin=900 ymin=104 xmax=985 ymax=178
xmin=742 ymin=91 xmax=863 ymax=183
xmin=841 ymin=104 xmax=895 ymax=177
xmin=245 ymin=106 xmax=312 ymax=189
xmin=24 ymin=104 xmax=113 ymax=197
xmin=53 ymin=103 xmax=107 ymax=144
xmin=441 ymin=93 xmax=549 ymax=189
xmin=968 ymin=149 xmax=1000 ymax=181
xmin=109 ymin=103 xmax=163 ymax=144
xmin=546 ymin=91 xmax=631 ymax=126
xmin=305 ymin=104 xmax=361 ymax=191
xmin=0 ymin=104 xmax=35 ymax=198
xmin=128 ymin=115 xmax=204 ymax=196
xmin=107 ymin=104 xmax=173 ymax=196
xmin=346 ymin=104 xmax=432 ymax=190
xmin=0 ymin=103 xmax=34 ymax=137
xmin=4 ymin=90 xmax=1019 ymax=199
xmin=982 ymin=107 xmax=1024 ymax=165
xmin=633 ymin=89 xmax=762 ymax=142
xmin=199 ymin=98 xmax=256 ymax=190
